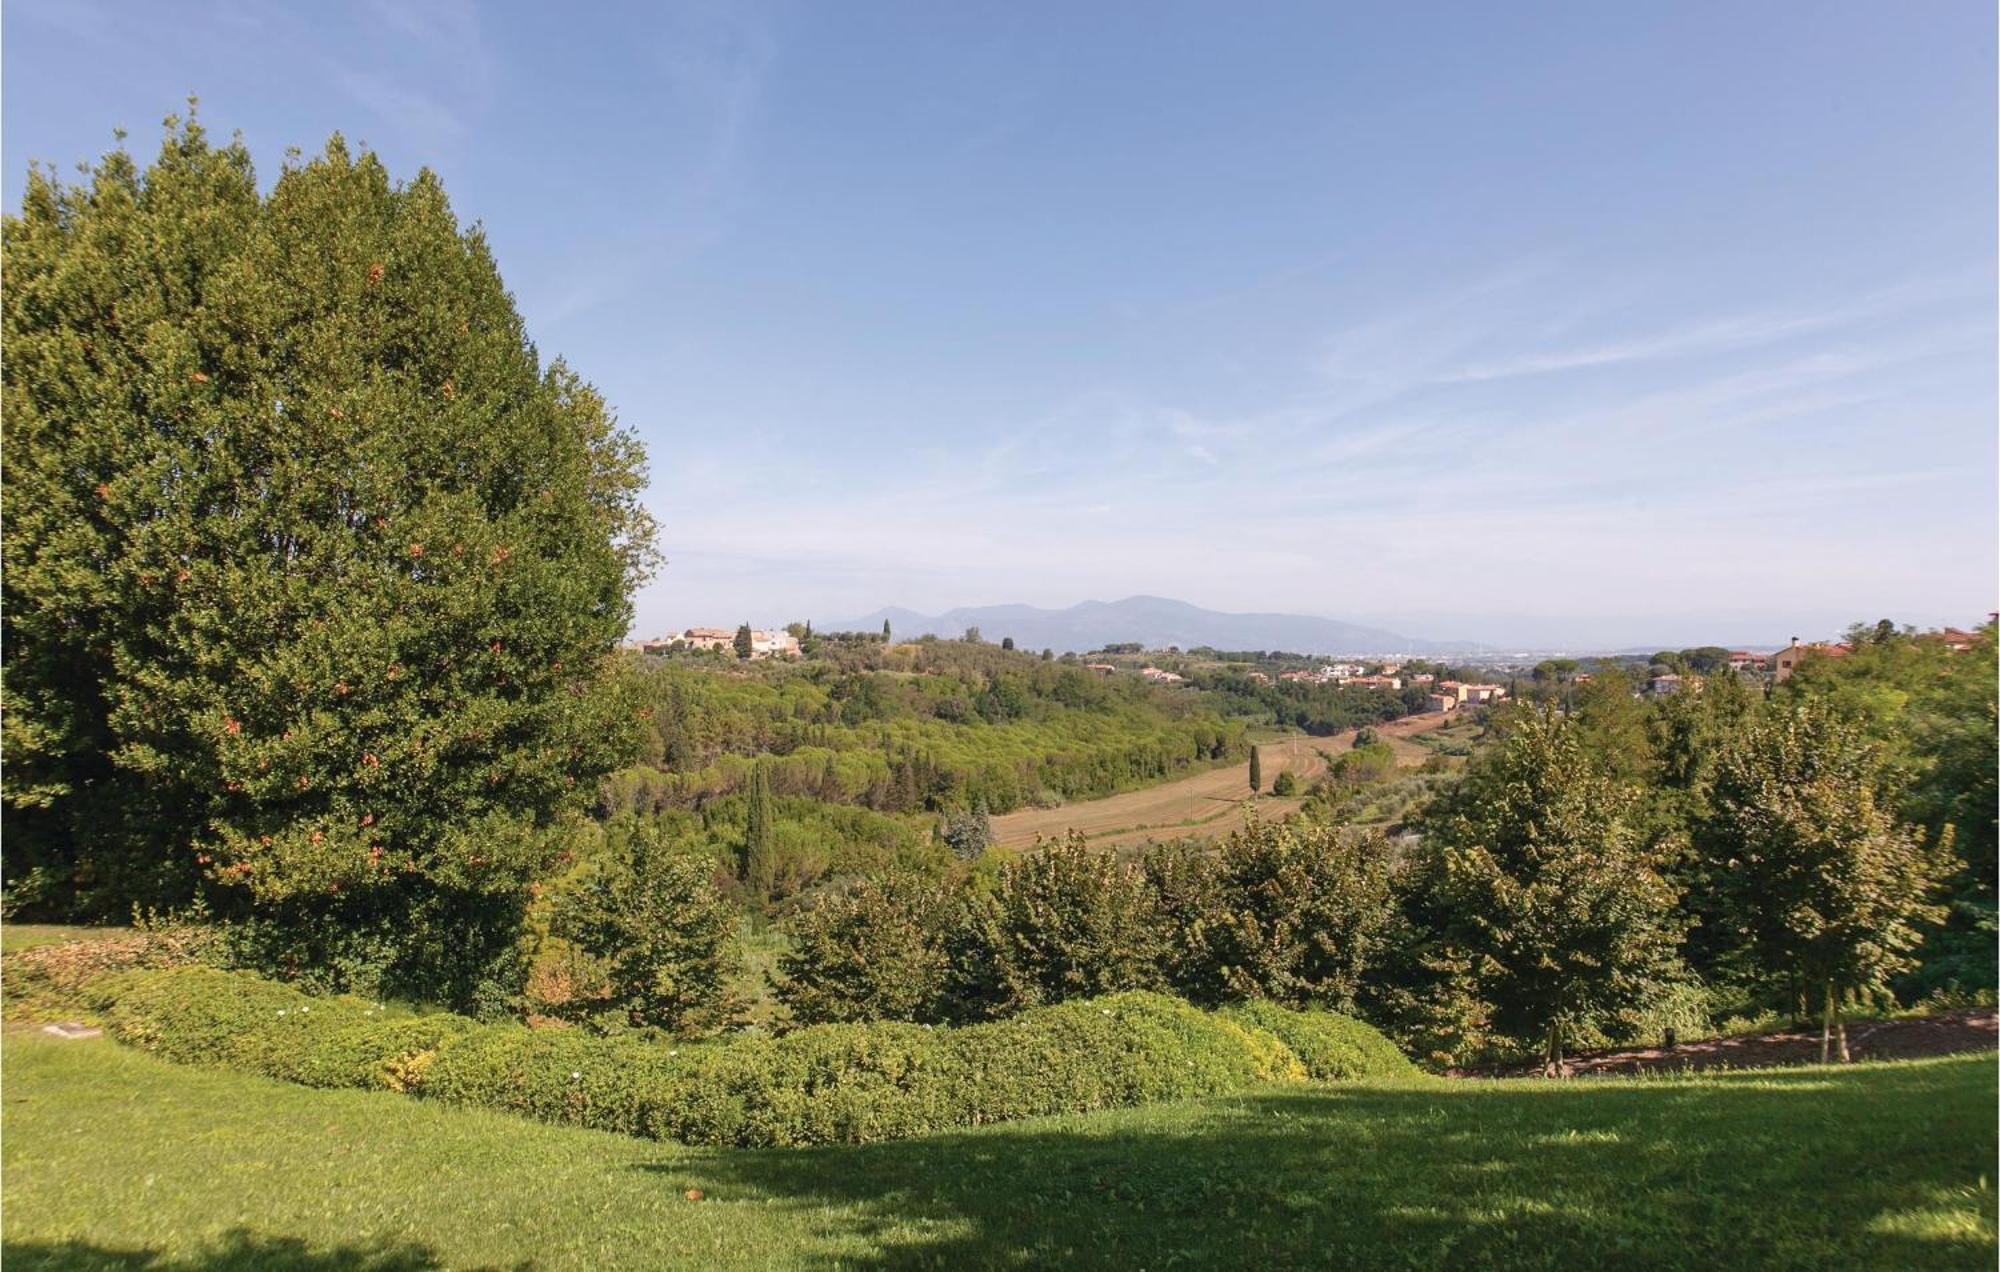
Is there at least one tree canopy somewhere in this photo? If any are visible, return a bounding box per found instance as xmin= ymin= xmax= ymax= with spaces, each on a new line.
xmin=2 ymin=115 xmax=656 ymax=1005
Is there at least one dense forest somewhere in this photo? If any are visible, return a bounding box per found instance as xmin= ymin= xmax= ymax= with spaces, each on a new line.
xmin=601 ymin=637 xmax=1407 ymax=817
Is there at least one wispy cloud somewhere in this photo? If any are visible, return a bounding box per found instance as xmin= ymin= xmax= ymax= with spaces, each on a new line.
xmin=1441 ymin=310 xmax=1849 ymax=382
xmin=327 ymin=69 xmax=468 ymax=147
xmin=524 ymin=3 xmax=777 ymax=331
xmin=651 ymin=0 xmax=776 ymax=195
xmin=318 ymin=0 xmax=497 ymax=157
xmin=1438 ymin=274 xmax=1985 ymax=384
xmin=633 ymin=259 xmax=1992 ymax=644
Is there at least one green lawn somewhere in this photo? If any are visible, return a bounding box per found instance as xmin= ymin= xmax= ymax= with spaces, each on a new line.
xmin=2 ymin=1032 xmax=1991 ymax=1269
xmin=0 ymin=925 xmax=124 ymax=955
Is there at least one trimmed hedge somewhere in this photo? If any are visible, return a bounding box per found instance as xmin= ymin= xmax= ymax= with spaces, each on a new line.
xmin=1224 ymin=999 xmax=1420 ymax=1082
xmin=85 ymin=968 xmax=477 ymax=1092
xmin=77 ymin=965 xmax=1416 ymax=1148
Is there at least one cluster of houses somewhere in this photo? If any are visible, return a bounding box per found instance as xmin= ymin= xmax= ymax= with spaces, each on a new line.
xmin=632 ymin=627 xmax=801 ymax=660
xmin=1098 ymin=662 xmax=1413 ymax=691
xmin=1425 ymin=680 xmax=1508 ymax=714
xmin=1103 ymin=659 xmax=1450 ymax=695
xmin=1275 ymin=662 xmax=1423 ymax=689
xmin=1646 ymin=623 xmax=1991 ymax=697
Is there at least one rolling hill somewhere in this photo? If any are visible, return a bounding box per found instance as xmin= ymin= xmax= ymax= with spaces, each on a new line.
xmin=829 ymin=596 xmax=1482 ymax=656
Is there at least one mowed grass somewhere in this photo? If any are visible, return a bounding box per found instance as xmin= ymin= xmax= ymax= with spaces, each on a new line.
xmin=0 ymin=925 xmax=124 ymax=955
xmin=3 ymin=1032 xmax=1992 ymax=1270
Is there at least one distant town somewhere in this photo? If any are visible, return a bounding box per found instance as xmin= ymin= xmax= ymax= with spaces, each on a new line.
xmin=627 ymin=618 xmax=1995 ymax=714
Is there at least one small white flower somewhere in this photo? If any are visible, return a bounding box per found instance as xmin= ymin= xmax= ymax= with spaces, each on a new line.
xmin=571 ymin=1071 xmax=582 ymax=1080
xmin=669 ymin=1050 xmax=679 ymax=1057
xmin=300 ymin=1005 xmax=310 ymax=1013
xmin=276 ymin=1010 xmax=287 ymax=1017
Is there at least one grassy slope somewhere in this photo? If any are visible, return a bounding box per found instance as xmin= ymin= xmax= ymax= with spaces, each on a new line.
xmin=3 ymin=1032 xmax=1992 ymax=1270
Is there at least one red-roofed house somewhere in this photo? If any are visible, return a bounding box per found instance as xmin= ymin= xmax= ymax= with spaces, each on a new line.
xmin=1772 ymin=637 xmax=1852 ymax=683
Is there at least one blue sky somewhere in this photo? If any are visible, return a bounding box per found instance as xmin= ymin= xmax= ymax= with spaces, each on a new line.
xmin=6 ymin=1 xmax=1994 ymax=649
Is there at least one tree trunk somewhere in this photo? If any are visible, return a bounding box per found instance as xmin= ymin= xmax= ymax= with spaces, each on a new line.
xmin=1819 ymin=980 xmax=1834 ymax=1064
xmin=1835 ymin=989 xmax=1850 ymax=1063
xmin=1544 ymin=1021 xmax=1564 ymax=1079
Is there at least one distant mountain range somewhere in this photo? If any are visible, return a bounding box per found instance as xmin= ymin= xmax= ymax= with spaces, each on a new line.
xmin=828 ymin=596 xmax=1485 ymax=657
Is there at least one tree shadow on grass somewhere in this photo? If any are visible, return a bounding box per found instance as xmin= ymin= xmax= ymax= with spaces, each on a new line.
xmin=1 ymin=1229 xmax=457 ymax=1271
xmin=651 ymin=1060 xmax=1995 ymax=1270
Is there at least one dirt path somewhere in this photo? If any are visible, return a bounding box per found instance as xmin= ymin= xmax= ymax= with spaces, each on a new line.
xmin=1461 ymin=1009 xmax=1998 ymax=1078
xmin=990 ymin=711 xmax=1452 ymax=850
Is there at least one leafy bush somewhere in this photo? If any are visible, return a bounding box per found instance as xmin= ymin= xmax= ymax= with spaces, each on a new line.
xmin=1145 ymin=819 xmax=1401 ymax=1013
xmin=84 ymin=965 xmax=475 ymax=1090
xmin=543 ymin=822 xmax=742 ymax=1035
xmin=776 ymin=871 xmax=958 ymax=1024
xmin=1326 ymin=742 xmax=1397 ymax=786
xmin=943 ymin=993 xmax=1305 ymax=1123
xmin=421 ymin=1023 xmax=701 ymax=1133
xmin=940 ymin=802 xmax=995 ymax=861
xmin=953 ymin=835 xmax=1167 ymax=1017
xmin=1270 ymin=769 xmax=1299 ymax=796
xmin=1617 ymin=979 xmax=1715 ymax=1050
xmin=79 ymin=966 xmax=1416 ymax=1148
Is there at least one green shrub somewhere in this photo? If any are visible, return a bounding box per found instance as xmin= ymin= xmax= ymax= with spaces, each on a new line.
xmin=77 ymin=967 xmax=1416 ymax=1149
xmin=423 ymin=1025 xmax=700 ymax=1135
xmin=776 ymin=871 xmax=957 ymax=1025
xmin=1144 ymin=820 xmax=1400 ymax=1012
xmin=1327 ymin=742 xmax=1397 ymax=785
xmin=949 ymin=993 xmax=1303 ymax=1124
xmin=653 ymin=1024 xmax=965 ymax=1147
xmin=546 ymin=822 xmax=742 ymax=1035
xmin=1224 ymin=1000 xmax=1418 ymax=1082
xmin=88 ymin=965 xmax=476 ymax=1090
xmin=954 ymin=835 xmax=1167 ymax=1017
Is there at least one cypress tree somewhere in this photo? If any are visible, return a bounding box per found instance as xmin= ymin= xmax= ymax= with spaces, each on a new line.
xmin=1249 ymin=745 xmax=1263 ymax=794
xmin=743 ymin=762 xmax=776 ymax=904
xmin=882 ymin=619 xmax=892 ymax=643
xmin=734 ymin=623 xmax=754 ymax=660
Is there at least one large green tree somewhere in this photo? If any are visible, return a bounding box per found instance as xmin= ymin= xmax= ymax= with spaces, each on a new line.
xmin=1409 ymin=708 xmax=1681 ymax=1074
xmin=1147 ymin=817 xmax=1399 ymax=1012
xmin=2 ymin=116 xmax=656 ymax=1006
xmin=1700 ymin=701 xmax=1952 ymax=1059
